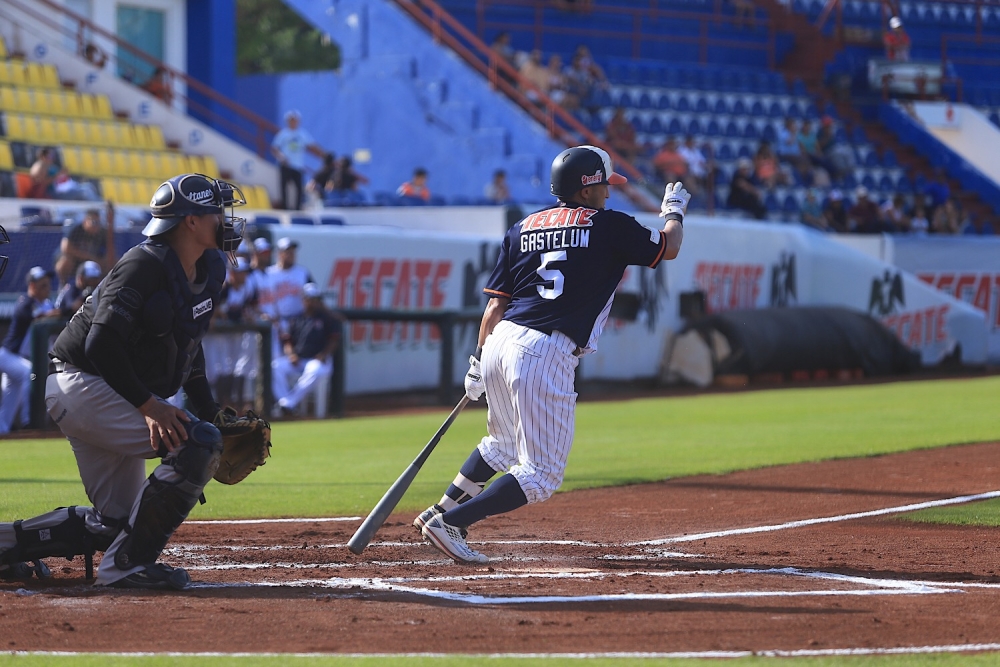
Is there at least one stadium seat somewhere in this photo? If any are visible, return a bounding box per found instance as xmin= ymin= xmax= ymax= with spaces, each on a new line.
xmin=694 ymin=96 xmax=710 ymax=113
xmin=0 ymin=141 xmax=13 ymax=171
xmin=743 ymin=122 xmax=760 ymax=139
xmin=716 ymin=142 xmax=734 ymax=160
xmin=731 ymin=98 xmax=747 ymax=116
xmin=705 ymin=118 xmax=722 ymax=137
xmin=713 ymin=98 xmax=728 ymax=114
xmin=675 ymin=96 xmax=691 ymax=112
xmin=881 ymin=149 xmax=897 ymax=168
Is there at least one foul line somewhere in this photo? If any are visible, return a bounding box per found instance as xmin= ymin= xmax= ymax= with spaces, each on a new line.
xmin=636 ymin=490 xmax=1000 ymax=546
xmin=184 ymin=517 xmax=361 ymax=525
xmin=9 ymin=644 xmax=1000 ymax=658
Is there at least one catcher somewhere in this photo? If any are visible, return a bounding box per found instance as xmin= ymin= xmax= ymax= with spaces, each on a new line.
xmin=0 ymin=174 xmax=271 ymax=590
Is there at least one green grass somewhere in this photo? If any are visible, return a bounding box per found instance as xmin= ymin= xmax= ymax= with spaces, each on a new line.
xmin=906 ymin=497 xmax=1000 ymax=526
xmin=2 ymin=376 xmax=999 ymax=522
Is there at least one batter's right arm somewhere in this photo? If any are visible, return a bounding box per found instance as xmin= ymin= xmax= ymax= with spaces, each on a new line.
xmin=477 ymin=296 xmax=510 ymax=350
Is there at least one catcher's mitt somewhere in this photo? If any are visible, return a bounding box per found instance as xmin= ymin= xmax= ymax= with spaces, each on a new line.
xmin=212 ymin=407 xmax=272 ymax=485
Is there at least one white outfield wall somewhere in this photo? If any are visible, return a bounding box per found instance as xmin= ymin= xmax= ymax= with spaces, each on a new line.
xmin=261 ymin=209 xmax=987 ymax=394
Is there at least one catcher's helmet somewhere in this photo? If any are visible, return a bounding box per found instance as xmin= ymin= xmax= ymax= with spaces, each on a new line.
xmin=550 ymin=145 xmax=627 ymax=199
xmin=142 ymin=173 xmax=247 ymax=262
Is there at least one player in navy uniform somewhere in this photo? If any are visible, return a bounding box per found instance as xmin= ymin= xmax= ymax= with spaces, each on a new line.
xmin=0 ymin=173 xmax=246 ymax=588
xmin=415 ymin=145 xmax=688 ymax=563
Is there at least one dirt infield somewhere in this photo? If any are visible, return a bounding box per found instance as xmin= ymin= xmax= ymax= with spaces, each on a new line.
xmin=3 ymin=441 xmax=1000 ymax=657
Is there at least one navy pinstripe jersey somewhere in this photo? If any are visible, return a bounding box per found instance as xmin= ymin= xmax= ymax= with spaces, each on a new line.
xmin=484 ymin=203 xmax=667 ymax=349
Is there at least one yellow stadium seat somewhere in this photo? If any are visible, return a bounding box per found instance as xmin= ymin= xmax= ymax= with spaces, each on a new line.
xmin=25 ymin=63 xmax=59 ymax=88
xmin=61 ymin=146 xmax=81 ymax=173
xmin=68 ymin=119 xmax=89 ymax=144
xmin=38 ymin=117 xmax=57 ymax=143
xmin=107 ymin=150 xmax=124 ymax=176
xmin=95 ymin=148 xmax=113 ymax=176
xmin=13 ymin=88 xmax=32 ymax=113
xmin=78 ymin=94 xmax=96 ymax=118
xmin=125 ymin=151 xmax=143 ymax=177
xmin=80 ymin=148 xmax=97 ymax=177
xmin=161 ymin=153 xmax=182 ymax=174
xmin=55 ymin=118 xmax=74 ymax=144
xmin=95 ymin=95 xmax=112 ymax=119
xmin=140 ymin=152 xmax=160 ymax=179
xmin=62 ymin=91 xmax=82 ymax=117
xmin=100 ymin=178 xmax=119 ymax=203
xmin=201 ymin=155 xmax=220 ymax=178
xmin=37 ymin=89 xmax=58 ymax=115
xmin=3 ymin=114 xmax=24 ymax=140
xmin=0 ymin=87 xmax=14 ymax=113
xmin=144 ymin=125 xmax=165 ymax=150
xmin=0 ymin=141 xmax=12 ymax=171
xmin=0 ymin=36 xmax=7 ymax=60
xmin=132 ymin=125 xmax=151 ymax=149
xmin=0 ymin=62 xmax=27 ymax=87
xmin=84 ymin=121 xmax=104 ymax=145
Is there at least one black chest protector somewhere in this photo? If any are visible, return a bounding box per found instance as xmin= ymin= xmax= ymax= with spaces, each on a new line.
xmin=140 ymin=242 xmax=226 ymax=394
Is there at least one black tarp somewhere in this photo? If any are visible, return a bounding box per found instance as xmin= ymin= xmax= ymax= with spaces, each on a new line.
xmin=681 ymin=306 xmax=922 ymax=377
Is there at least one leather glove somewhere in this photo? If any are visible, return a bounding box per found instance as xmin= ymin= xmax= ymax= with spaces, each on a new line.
xmin=464 ymin=355 xmax=485 ymax=401
xmin=660 ymin=182 xmax=691 ymax=220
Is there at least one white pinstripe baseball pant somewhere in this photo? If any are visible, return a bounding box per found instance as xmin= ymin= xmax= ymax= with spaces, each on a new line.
xmin=476 ymin=320 xmax=580 ymax=504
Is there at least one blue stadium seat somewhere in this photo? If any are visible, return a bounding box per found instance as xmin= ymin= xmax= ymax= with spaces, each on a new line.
xmin=320 ymin=216 xmax=345 ymax=225
xmin=750 ymin=99 xmax=765 ymax=116
xmin=743 ymin=122 xmax=760 ymax=139
xmin=694 ymin=96 xmax=710 ymax=113
xmin=724 ymin=120 xmax=741 ymax=137
xmin=450 ymin=194 xmax=472 ymax=205
xmin=732 ymin=98 xmax=748 ymax=115
xmin=687 ymin=117 xmax=704 ymax=135
xmin=878 ymin=174 xmax=895 ymax=192
xmin=787 ymin=101 xmax=804 ymax=119
xmin=861 ymin=173 xmax=877 ymax=190
xmin=716 ymin=142 xmax=734 ymax=160
xmin=291 ymin=217 xmax=314 ymax=225
xmin=675 ymin=95 xmax=691 ymax=112
xmin=737 ymin=143 xmax=754 ymax=158
xmin=764 ymin=191 xmax=779 ymax=211
xmin=637 ymin=91 xmax=654 ymax=109
xmin=782 ymin=193 xmax=800 ymax=214
xmin=255 ymin=215 xmax=280 ymax=225
xmin=767 ymin=100 xmax=784 ymax=117
xmin=667 ymin=116 xmax=684 ymax=135
xmin=648 ymin=115 xmax=664 ymax=135
xmin=656 ymin=92 xmax=672 ymax=110
xmin=851 ymin=125 xmax=867 ymax=144
xmin=882 ymin=149 xmax=897 ymax=168
xmin=864 ymin=150 xmax=879 ymax=167
xmin=896 ymin=173 xmax=913 ymax=193
xmin=373 ymin=191 xmax=395 ymax=206
xmin=841 ymin=172 xmax=858 ymax=189
xmin=617 ymin=89 xmax=636 ymax=108
xmin=762 ymin=123 xmax=778 ymax=143
xmin=713 ymin=98 xmax=728 ymax=114
xmin=705 ymin=118 xmax=722 ymax=136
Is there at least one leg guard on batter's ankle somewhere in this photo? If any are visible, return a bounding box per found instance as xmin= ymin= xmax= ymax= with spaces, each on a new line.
xmin=0 ymin=506 xmax=123 ymax=579
xmin=114 ymin=419 xmax=222 ymax=570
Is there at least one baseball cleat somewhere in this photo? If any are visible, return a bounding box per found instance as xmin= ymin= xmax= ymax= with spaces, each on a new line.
xmin=0 ymin=559 xmax=52 ymax=581
xmin=107 ymin=563 xmax=190 ymax=591
xmin=420 ymin=515 xmax=488 ymax=565
xmin=413 ymin=504 xmax=468 ymax=539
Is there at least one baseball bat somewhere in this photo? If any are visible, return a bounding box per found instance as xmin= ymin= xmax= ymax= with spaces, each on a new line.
xmin=347 ymin=395 xmax=471 ymax=554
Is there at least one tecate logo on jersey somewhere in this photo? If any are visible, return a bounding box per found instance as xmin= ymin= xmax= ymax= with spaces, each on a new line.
xmin=520 ymin=207 xmax=596 ymax=232
xmin=581 ymin=170 xmax=603 ymax=186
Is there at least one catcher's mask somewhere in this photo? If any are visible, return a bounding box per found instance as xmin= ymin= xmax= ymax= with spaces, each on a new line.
xmin=142 ymin=173 xmax=246 ymax=265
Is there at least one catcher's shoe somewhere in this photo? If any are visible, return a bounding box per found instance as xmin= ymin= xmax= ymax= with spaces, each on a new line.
xmin=420 ymin=515 xmax=488 ymax=565
xmin=107 ymin=563 xmax=190 ymax=591
xmin=413 ymin=505 xmax=468 ymax=539
xmin=0 ymin=559 xmax=52 ymax=582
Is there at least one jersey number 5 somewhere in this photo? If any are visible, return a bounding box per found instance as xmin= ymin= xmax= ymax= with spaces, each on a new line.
xmin=536 ymin=250 xmax=566 ymax=300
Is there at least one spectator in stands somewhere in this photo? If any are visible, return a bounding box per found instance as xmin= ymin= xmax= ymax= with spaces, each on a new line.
xmin=54 ymin=206 xmax=116 ymax=287
xmin=652 ymin=137 xmax=687 ymax=186
xmin=880 ymin=193 xmax=909 ymax=232
xmin=883 ymin=17 xmax=911 ymax=62
xmin=143 ymin=65 xmax=173 ymax=105
xmin=727 ymin=158 xmax=767 ymax=220
xmin=271 ymin=110 xmax=327 ymax=210
xmin=816 ymin=117 xmax=855 ymax=183
xmin=397 ymin=167 xmax=431 ymax=202
xmin=848 ymin=186 xmax=885 ymax=233
xmin=752 ymin=141 xmax=789 ymax=189
xmin=249 ymin=237 xmax=274 ymax=322
xmin=272 ymin=283 xmax=343 ymax=419
xmin=519 ymin=49 xmax=550 ymax=104
xmin=565 ymin=45 xmax=606 ymax=112
xmin=484 ymin=169 xmax=512 ymax=204
xmin=490 ymin=31 xmax=518 ymax=72
xmin=923 ymin=168 xmax=951 ymax=217
xmin=962 ymin=214 xmax=996 ymax=236
xmin=83 ymin=42 xmax=108 ymax=69
xmin=797 ymin=118 xmax=826 ymax=178
xmin=307 ymin=153 xmax=337 ymax=200
xmin=0 ymin=267 xmax=59 ymax=435
xmin=27 ymin=148 xmax=59 ymax=199
xmin=931 ymin=198 xmax=962 ymax=234
xmin=545 ymin=54 xmax=577 ymax=111
xmin=678 ymin=135 xmax=710 ymax=199
xmin=572 ymin=45 xmax=606 ymax=84
xmin=605 ymin=107 xmax=641 ymax=164
xmin=800 ymin=189 xmax=825 ymax=229
xmin=54 ymin=260 xmax=102 ymax=318
xmin=776 ymin=118 xmax=810 ymax=181
xmin=332 ymin=156 xmax=369 ymax=193
xmin=822 ymin=189 xmax=849 ymax=233
xmin=909 ymin=201 xmax=930 ymax=235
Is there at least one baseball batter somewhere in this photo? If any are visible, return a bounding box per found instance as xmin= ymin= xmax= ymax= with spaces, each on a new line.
xmin=0 ymin=173 xmax=245 ymax=589
xmin=415 ymin=145 xmax=687 ymax=564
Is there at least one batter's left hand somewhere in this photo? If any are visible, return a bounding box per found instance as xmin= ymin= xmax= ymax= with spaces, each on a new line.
xmin=464 ymin=355 xmax=485 ymax=401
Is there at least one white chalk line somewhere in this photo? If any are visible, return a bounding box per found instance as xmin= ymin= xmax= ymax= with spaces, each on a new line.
xmin=11 ymin=644 xmax=1000 ymax=659
xmin=636 ymin=489 xmax=1000 ymax=546
xmin=184 ymin=517 xmax=361 ymax=525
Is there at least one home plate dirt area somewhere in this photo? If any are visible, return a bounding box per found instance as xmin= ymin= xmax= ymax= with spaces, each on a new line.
xmin=3 ymin=442 xmax=1000 ymax=657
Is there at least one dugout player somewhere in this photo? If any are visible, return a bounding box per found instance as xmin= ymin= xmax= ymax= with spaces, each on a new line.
xmin=0 ymin=173 xmax=246 ymax=589
xmin=415 ymin=145 xmax=687 ymax=564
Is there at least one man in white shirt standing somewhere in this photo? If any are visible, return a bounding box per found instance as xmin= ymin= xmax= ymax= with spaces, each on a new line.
xmin=270 ymin=110 xmax=326 ymax=210
xmin=266 ymin=237 xmax=314 ymax=405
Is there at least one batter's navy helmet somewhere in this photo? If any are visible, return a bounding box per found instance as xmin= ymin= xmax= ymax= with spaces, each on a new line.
xmin=550 ymin=145 xmax=627 ymax=199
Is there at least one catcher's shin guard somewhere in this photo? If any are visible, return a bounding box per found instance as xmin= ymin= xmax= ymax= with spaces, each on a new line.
xmin=114 ymin=419 xmax=222 ymax=570
xmin=0 ymin=506 xmax=122 ymax=579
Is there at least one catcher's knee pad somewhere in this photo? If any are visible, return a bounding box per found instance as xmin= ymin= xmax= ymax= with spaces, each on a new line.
xmin=114 ymin=419 xmax=223 ymax=571
xmin=1 ymin=506 xmax=123 ymax=579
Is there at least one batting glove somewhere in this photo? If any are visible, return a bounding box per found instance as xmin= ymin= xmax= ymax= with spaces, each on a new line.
xmin=464 ymin=355 xmax=486 ymax=401
xmin=660 ymin=182 xmax=691 ymax=220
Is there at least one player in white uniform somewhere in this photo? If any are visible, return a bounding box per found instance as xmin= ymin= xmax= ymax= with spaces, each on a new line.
xmin=415 ymin=145 xmax=688 ymax=564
